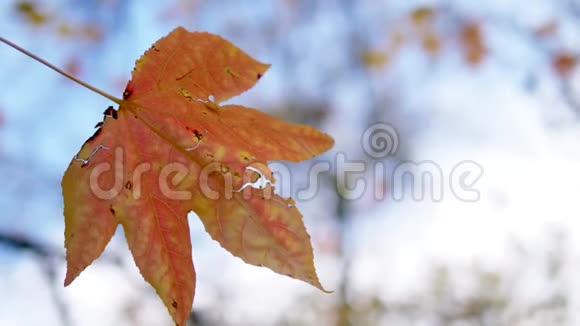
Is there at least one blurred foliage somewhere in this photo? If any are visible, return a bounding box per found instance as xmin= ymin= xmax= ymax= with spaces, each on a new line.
xmin=14 ymin=0 xmax=106 ymax=41
xmin=277 ymin=230 xmax=569 ymax=326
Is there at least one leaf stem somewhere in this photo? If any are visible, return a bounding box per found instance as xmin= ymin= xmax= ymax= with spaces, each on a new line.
xmin=0 ymin=36 xmax=122 ymax=105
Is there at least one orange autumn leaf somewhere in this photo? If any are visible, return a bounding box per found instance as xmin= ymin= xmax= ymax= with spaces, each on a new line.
xmin=552 ymin=52 xmax=577 ymax=76
xmin=62 ymin=27 xmax=333 ymax=326
xmin=460 ymin=22 xmax=486 ymax=66
xmin=360 ymin=49 xmax=389 ymax=68
xmin=15 ymin=1 xmax=49 ymax=26
xmin=421 ymin=31 xmax=441 ymax=57
xmin=409 ymin=7 xmax=436 ymax=29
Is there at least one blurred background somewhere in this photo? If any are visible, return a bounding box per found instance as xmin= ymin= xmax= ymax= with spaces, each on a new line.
xmin=1 ymin=0 xmax=580 ymax=325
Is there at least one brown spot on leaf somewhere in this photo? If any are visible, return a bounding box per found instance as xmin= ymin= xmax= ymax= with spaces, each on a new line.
xmin=193 ymin=129 xmax=204 ymax=141
xmin=172 ymin=300 xmax=178 ymax=308
xmin=224 ymin=66 xmax=238 ymax=77
xmin=125 ymin=181 xmax=133 ymax=190
xmin=109 ymin=206 xmax=115 ymax=216
xmin=186 ymin=126 xmax=205 ymax=142
xmin=103 ymin=106 xmax=117 ymax=119
xmin=123 ymin=84 xmax=133 ymax=99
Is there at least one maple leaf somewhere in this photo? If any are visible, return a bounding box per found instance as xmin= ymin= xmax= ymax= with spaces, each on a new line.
xmin=60 ymin=27 xmax=333 ymax=325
